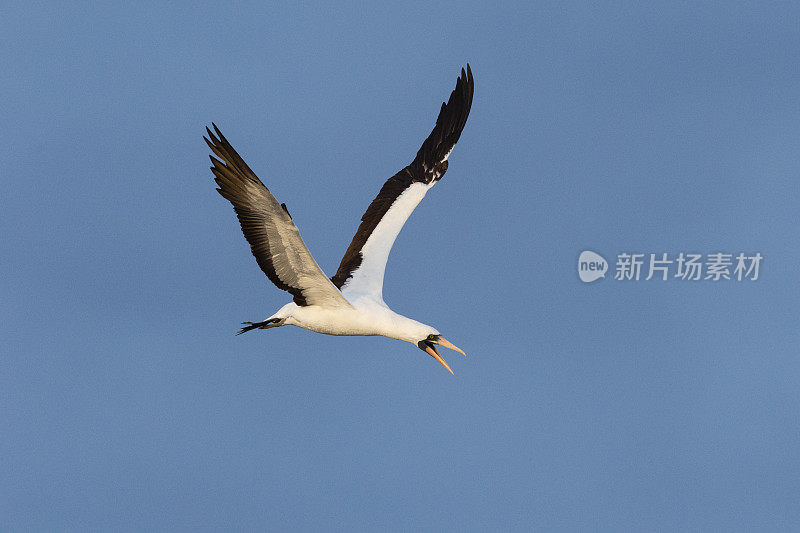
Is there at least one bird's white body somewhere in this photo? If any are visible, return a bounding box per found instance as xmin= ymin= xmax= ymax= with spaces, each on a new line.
xmin=269 ymin=301 xmax=436 ymax=343
xmin=262 ymin=179 xmax=439 ymax=343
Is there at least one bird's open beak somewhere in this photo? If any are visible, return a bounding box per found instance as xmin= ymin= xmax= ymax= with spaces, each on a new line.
xmin=424 ymin=337 xmax=466 ymax=375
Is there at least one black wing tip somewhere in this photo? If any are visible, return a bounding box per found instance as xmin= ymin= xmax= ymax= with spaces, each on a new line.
xmin=410 ymin=64 xmax=474 ymax=179
xmin=205 ymin=123 xmax=238 ymax=154
xmin=212 ymin=122 xmax=225 ymax=142
xmin=203 ymin=122 xmax=264 ymax=190
xmin=204 ymin=122 xmax=227 ymax=147
xmin=458 ymin=64 xmax=474 ymax=95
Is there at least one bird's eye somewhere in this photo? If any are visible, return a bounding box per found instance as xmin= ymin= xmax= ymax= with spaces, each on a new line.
xmin=428 ymin=334 xmax=436 ymax=341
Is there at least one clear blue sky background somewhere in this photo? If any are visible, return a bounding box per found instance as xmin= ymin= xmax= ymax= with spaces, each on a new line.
xmin=2 ymin=2 xmax=799 ymax=530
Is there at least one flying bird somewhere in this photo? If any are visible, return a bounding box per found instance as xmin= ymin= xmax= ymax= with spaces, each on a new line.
xmin=206 ymin=65 xmax=474 ymax=374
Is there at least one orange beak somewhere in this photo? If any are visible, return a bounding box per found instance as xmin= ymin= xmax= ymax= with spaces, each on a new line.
xmin=424 ymin=337 xmax=466 ymax=374
xmin=436 ymin=336 xmax=466 ymax=357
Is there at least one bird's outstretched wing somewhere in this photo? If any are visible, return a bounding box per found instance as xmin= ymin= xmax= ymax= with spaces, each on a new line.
xmin=330 ymin=65 xmax=474 ymax=304
xmin=206 ymin=124 xmax=352 ymax=308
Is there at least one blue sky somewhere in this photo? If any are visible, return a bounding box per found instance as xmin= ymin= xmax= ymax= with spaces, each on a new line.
xmin=3 ymin=1 xmax=799 ymax=530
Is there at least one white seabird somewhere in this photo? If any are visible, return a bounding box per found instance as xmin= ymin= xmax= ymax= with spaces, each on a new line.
xmin=206 ymin=65 xmax=474 ymax=373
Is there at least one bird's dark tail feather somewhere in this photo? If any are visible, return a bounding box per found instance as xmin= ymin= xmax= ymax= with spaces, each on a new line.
xmin=237 ymin=318 xmax=282 ymax=335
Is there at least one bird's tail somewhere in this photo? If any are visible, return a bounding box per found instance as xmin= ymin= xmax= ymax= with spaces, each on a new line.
xmin=236 ymin=318 xmax=282 ymax=335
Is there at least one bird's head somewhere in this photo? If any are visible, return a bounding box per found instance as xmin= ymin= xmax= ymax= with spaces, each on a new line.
xmin=417 ymin=333 xmax=466 ymax=375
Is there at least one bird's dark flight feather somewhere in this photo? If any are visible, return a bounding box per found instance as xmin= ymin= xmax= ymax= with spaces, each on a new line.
xmin=205 ymin=122 xmax=356 ymax=309
xmin=206 ymin=125 xmax=310 ymax=306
